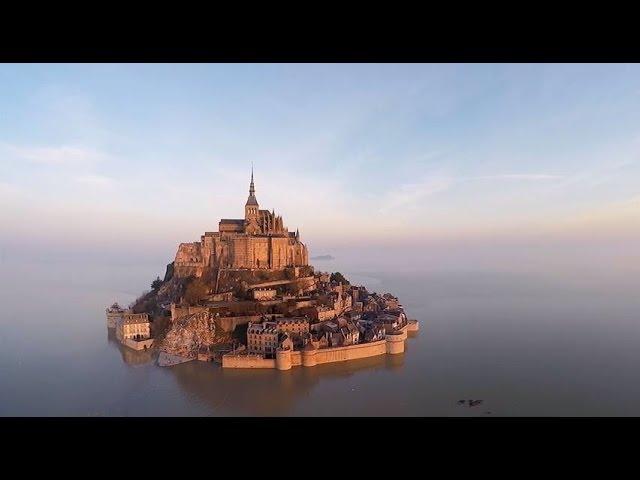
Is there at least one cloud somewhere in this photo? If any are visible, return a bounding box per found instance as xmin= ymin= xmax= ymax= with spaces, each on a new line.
xmin=379 ymin=176 xmax=452 ymax=213
xmin=383 ymin=172 xmax=561 ymax=214
xmin=74 ymin=174 xmax=114 ymax=187
xmin=472 ymin=174 xmax=562 ymax=181
xmin=0 ymin=181 xmax=23 ymax=199
xmin=3 ymin=144 xmax=108 ymax=166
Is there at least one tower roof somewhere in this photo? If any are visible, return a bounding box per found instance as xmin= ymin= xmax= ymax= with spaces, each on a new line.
xmin=246 ymin=166 xmax=259 ymax=206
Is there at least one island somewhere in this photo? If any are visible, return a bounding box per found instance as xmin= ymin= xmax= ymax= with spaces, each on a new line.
xmin=106 ymin=169 xmax=419 ymax=370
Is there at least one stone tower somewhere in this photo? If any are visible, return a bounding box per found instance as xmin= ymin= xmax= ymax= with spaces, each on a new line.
xmin=245 ymin=167 xmax=260 ymax=234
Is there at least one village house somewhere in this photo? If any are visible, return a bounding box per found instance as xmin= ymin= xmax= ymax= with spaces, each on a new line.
xmin=115 ymin=313 xmax=154 ymax=351
xmin=276 ymin=317 xmax=310 ymax=336
xmin=279 ymin=333 xmax=294 ymax=351
xmin=374 ymin=310 xmax=407 ymax=331
xmin=116 ymin=313 xmax=151 ymax=341
xmin=275 ymin=317 xmax=310 ymax=348
xmin=246 ymin=321 xmax=279 ymax=356
xmin=382 ymin=293 xmax=400 ymax=309
xmin=300 ymin=304 xmax=336 ymax=322
xmin=312 ymin=317 xmax=360 ymax=347
xmin=253 ymin=287 xmax=277 ymax=301
xmin=208 ymin=291 xmax=234 ymax=302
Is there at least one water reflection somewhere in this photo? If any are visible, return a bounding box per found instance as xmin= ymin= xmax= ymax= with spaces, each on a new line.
xmin=168 ymin=353 xmax=405 ymax=416
xmin=106 ymin=328 xmax=154 ymax=367
xmin=8 ymin=258 xmax=640 ymax=416
xmin=106 ymin=318 xmax=412 ymax=415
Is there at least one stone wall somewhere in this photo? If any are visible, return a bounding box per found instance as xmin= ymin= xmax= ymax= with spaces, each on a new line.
xmin=158 ymin=351 xmax=195 ymax=366
xmin=174 ymin=230 xmax=309 ymax=277
xmin=171 ymin=304 xmax=209 ymax=321
xmin=222 ymin=323 xmax=415 ymax=370
xmin=291 ymin=299 xmax=314 ymax=310
xmin=407 ymin=319 xmax=419 ymax=332
xmin=253 ymin=288 xmax=276 ymax=301
xmin=222 ymin=354 xmax=276 ymax=369
xmin=312 ymin=339 xmax=387 ymax=365
xmin=217 ymin=314 xmax=262 ymax=332
xmin=106 ymin=312 xmax=123 ymax=328
xmin=248 ymin=276 xmax=315 ymax=290
xmin=122 ymin=338 xmax=154 ymax=351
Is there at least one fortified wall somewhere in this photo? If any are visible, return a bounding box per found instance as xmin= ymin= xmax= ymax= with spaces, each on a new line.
xmin=222 ymin=323 xmax=417 ymax=370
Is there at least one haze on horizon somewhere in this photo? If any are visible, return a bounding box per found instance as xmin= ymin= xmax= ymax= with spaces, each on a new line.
xmin=1 ymin=64 xmax=639 ymax=275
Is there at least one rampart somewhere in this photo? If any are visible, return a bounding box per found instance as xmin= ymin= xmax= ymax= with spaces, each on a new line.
xmin=222 ymin=323 xmax=415 ymax=370
xmin=122 ymin=338 xmax=154 ymax=351
xmin=222 ymin=354 xmax=276 ymax=369
xmin=106 ymin=311 xmax=123 ymax=328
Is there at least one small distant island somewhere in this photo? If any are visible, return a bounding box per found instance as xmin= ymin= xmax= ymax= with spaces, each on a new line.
xmin=107 ymin=170 xmax=418 ymax=370
xmin=310 ymin=254 xmax=335 ymax=261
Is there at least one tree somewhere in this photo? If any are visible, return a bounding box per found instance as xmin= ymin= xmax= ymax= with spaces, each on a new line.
xmin=330 ymin=272 xmax=349 ymax=285
xmin=184 ymin=278 xmax=208 ymax=304
xmin=151 ymin=276 xmax=163 ymax=291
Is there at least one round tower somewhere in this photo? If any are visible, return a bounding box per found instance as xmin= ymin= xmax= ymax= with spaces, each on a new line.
xmin=385 ymin=331 xmax=406 ymax=355
xmin=301 ymin=343 xmax=318 ymax=367
xmin=275 ymin=347 xmax=292 ymax=371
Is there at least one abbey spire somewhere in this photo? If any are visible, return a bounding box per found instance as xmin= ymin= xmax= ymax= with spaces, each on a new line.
xmin=246 ymin=166 xmax=258 ymax=207
xmin=245 ymin=167 xmax=260 ymax=231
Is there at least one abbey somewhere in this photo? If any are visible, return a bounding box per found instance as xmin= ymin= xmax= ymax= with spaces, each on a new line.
xmin=173 ymin=170 xmax=309 ymax=277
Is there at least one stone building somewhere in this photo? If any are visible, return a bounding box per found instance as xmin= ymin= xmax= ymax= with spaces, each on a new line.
xmin=309 ymin=317 xmax=360 ymax=347
xmin=275 ymin=317 xmax=310 ymax=348
xmin=275 ymin=317 xmax=310 ymax=336
xmin=374 ymin=310 xmax=407 ymax=331
xmin=116 ymin=313 xmax=151 ymax=341
xmin=174 ymin=169 xmax=309 ymax=277
xmin=247 ymin=321 xmax=279 ymax=356
xmin=106 ymin=302 xmax=125 ymax=328
xmin=253 ymin=287 xmax=277 ymax=301
xmin=302 ymin=305 xmax=336 ymax=322
xmin=115 ymin=313 xmax=154 ymax=351
xmin=382 ymin=293 xmax=400 ymax=309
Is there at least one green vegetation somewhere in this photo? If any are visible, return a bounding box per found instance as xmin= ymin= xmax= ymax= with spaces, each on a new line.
xmin=183 ymin=277 xmax=209 ymax=304
xmin=150 ymin=315 xmax=172 ymax=341
xmin=330 ymin=272 xmax=349 ymax=284
xmin=151 ymin=276 xmax=163 ymax=291
xmin=131 ymin=291 xmax=158 ymax=315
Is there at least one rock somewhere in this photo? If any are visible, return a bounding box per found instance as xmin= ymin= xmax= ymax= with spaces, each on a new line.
xmin=157 ymin=351 xmax=194 ymax=367
xmin=163 ymin=261 xmax=175 ymax=282
xmin=159 ymin=311 xmax=233 ymax=359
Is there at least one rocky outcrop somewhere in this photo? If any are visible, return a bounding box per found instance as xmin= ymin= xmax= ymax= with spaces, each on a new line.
xmin=157 ymin=351 xmax=194 ymax=367
xmin=130 ymin=275 xmax=188 ymax=315
xmin=159 ymin=311 xmax=232 ymax=359
xmin=163 ymin=261 xmax=174 ymax=282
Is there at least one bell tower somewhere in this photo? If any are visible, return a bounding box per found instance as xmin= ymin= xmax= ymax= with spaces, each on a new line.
xmin=245 ymin=166 xmax=260 ymax=233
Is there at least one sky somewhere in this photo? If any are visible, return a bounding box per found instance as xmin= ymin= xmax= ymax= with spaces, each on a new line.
xmin=1 ymin=64 xmax=639 ymax=274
